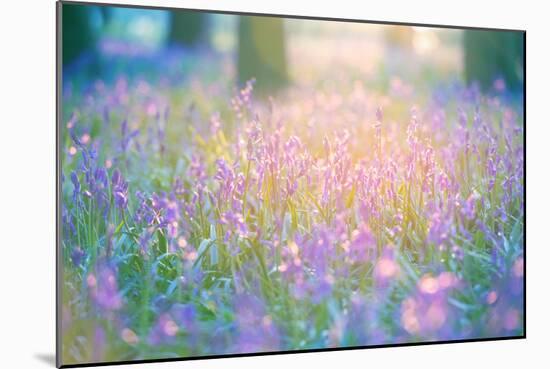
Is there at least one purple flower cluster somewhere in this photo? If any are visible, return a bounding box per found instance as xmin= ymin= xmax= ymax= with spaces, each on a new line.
xmin=61 ymin=73 xmax=524 ymax=363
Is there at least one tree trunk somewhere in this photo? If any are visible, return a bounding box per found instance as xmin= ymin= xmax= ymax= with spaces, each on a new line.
xmin=238 ymin=16 xmax=288 ymax=94
xmin=463 ymin=30 xmax=524 ymax=92
xmin=168 ymin=11 xmax=207 ymax=46
xmin=62 ymin=3 xmax=96 ymax=67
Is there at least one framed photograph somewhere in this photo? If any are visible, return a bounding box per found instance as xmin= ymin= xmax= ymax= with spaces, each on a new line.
xmin=57 ymin=1 xmax=525 ymax=367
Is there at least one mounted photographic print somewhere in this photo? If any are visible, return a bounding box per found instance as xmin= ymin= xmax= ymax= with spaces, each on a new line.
xmin=57 ymin=1 xmax=525 ymax=367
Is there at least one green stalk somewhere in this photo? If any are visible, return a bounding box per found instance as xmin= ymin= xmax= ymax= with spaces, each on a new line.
xmin=242 ymin=160 xmax=251 ymax=217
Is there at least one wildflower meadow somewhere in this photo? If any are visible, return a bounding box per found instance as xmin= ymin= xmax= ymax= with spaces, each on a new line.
xmin=59 ymin=5 xmax=524 ymax=365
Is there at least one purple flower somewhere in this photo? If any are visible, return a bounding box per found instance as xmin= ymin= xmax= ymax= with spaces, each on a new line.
xmin=171 ymin=303 xmax=197 ymax=333
xmin=70 ymin=171 xmax=80 ymax=202
xmin=427 ymin=210 xmax=451 ymax=246
xmin=120 ymin=119 xmax=139 ymax=154
xmin=189 ymin=154 xmax=207 ymax=183
xmin=220 ymin=211 xmax=248 ymax=241
xmin=348 ymin=225 xmax=376 ymax=262
xmin=148 ymin=313 xmax=180 ymax=345
xmin=147 ymin=303 xmax=197 ymax=346
xmin=71 ymin=247 xmax=85 ymax=267
xmin=461 ymin=192 xmax=479 ymax=221
xmin=374 ymin=247 xmax=400 ymax=288
xmin=87 ymin=263 xmax=123 ymax=310
xmin=231 ymin=79 xmax=255 ymax=119
xmin=111 ymin=168 xmax=128 ymax=209
xmin=400 ymin=272 xmax=460 ymax=339
xmin=233 ymin=293 xmax=280 ymax=352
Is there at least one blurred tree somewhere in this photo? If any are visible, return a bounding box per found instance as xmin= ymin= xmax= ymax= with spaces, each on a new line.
xmin=168 ymin=10 xmax=207 ymax=46
xmin=463 ymin=30 xmax=524 ymax=91
xmin=62 ymin=3 xmax=97 ymax=67
xmin=238 ymin=16 xmax=288 ymax=94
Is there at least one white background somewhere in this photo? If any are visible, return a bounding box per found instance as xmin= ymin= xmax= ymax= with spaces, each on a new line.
xmin=0 ymin=0 xmax=547 ymax=368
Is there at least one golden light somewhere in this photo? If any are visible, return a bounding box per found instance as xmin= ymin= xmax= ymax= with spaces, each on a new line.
xmin=86 ymin=274 xmax=97 ymax=288
xmin=121 ymin=328 xmax=139 ymax=344
xmin=177 ymin=237 xmax=187 ymax=249
xmin=412 ymin=28 xmax=439 ymax=55
xmin=376 ymin=258 xmax=399 ymax=279
xmin=162 ymin=318 xmax=179 ymax=336
xmin=486 ymin=291 xmax=498 ymax=305
xmin=418 ymin=275 xmax=439 ymax=294
xmin=513 ymin=257 xmax=524 ymax=278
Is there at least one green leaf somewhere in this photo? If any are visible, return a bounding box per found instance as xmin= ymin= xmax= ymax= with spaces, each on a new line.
xmin=156 ymin=229 xmax=168 ymax=255
xmin=448 ymin=297 xmax=475 ymax=311
xmin=210 ymin=224 xmax=217 ymax=241
xmin=210 ymin=242 xmax=219 ymax=266
xmin=166 ymin=278 xmax=180 ymax=297
xmin=194 ymin=238 xmax=214 ymax=268
xmin=510 ymin=218 xmax=523 ymax=247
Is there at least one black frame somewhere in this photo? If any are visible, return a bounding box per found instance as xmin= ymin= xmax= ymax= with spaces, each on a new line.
xmin=56 ymin=1 xmax=527 ymax=367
